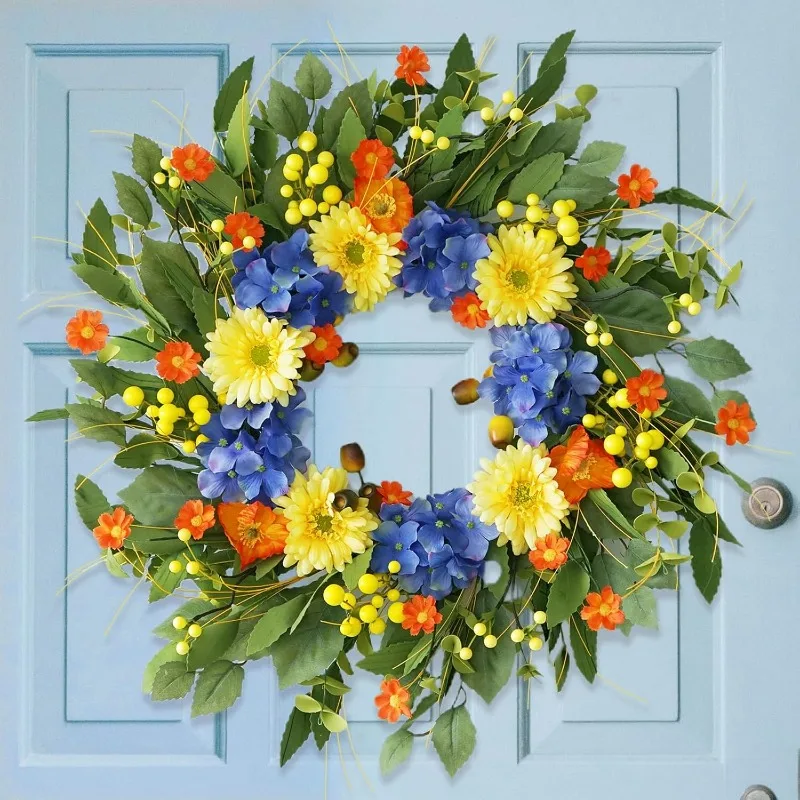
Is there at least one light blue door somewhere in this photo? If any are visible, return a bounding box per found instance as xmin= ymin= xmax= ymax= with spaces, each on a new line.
xmin=3 ymin=2 xmax=798 ymax=798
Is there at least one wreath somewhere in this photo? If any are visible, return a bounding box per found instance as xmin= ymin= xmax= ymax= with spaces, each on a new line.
xmin=31 ymin=30 xmax=757 ymax=776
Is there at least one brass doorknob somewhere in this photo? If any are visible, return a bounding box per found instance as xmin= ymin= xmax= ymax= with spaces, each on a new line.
xmin=742 ymin=478 xmax=792 ymax=529
xmin=741 ymin=785 xmax=777 ymax=800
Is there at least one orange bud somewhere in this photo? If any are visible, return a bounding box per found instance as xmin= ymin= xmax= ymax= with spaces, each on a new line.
xmin=333 ymin=489 xmax=359 ymax=511
xmin=340 ymin=442 xmax=366 ymax=472
xmin=451 ymin=378 xmax=480 ymax=405
xmin=488 ymin=415 xmax=515 ymax=449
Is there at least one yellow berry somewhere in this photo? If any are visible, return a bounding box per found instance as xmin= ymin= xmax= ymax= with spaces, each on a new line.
xmin=556 ymin=215 xmax=579 ymax=237
xmin=473 ymin=622 xmax=487 ymax=636
xmin=168 ymin=176 xmax=181 ymax=189
xmin=340 ymin=592 xmax=357 ymax=610
xmin=155 ymin=420 xmax=174 ymax=436
xmin=187 ymin=623 xmax=202 ymax=638
xmin=563 ymin=233 xmax=581 ymax=246
xmin=317 ymin=201 xmax=330 ymax=214
xmin=371 ymin=595 xmax=384 ymax=608
xmin=186 ymin=561 xmax=200 ymax=576
xmin=641 ymin=409 xmax=652 ymax=419
xmin=387 ymin=560 xmax=402 ymax=575
xmin=602 ymin=369 xmax=618 ymax=385
xmin=521 ymin=222 xmax=533 ymax=233
xmin=323 ymin=584 xmax=346 ymax=606
xmin=459 ymin=646 xmax=473 ymax=661
xmin=607 ymin=397 xmax=618 ymax=409
xmin=387 ymin=589 xmax=400 ymax=602
xmin=612 ymin=467 xmax=633 ymax=488
xmin=582 ymin=414 xmax=597 ymax=428
xmin=178 ymin=528 xmax=192 ymax=542
xmin=668 ymin=320 xmax=682 ymax=335
xmin=181 ymin=439 xmax=196 ymax=454
xmin=420 ymin=129 xmax=435 ymax=145
xmin=388 ymin=602 xmax=405 ymax=624
xmin=533 ymin=610 xmax=547 ymax=625
xmin=307 ymin=164 xmax=328 ymax=184
xmin=635 ymin=432 xmax=653 ymax=449
xmin=525 ymin=205 xmax=544 ymax=223
xmin=157 ymin=388 xmax=174 ymax=404
xmin=537 ymin=228 xmax=558 ymax=246
xmin=509 ymin=107 xmax=524 ymax=122
xmin=603 ymin=434 xmax=625 ymax=456
xmin=679 ymin=293 xmax=693 ymax=307
xmin=648 ymin=430 xmax=665 ymax=450
xmin=145 ymin=404 xmax=159 ymax=418
xmin=436 ymin=136 xmax=451 ymax=150
xmin=645 ymin=456 xmax=658 ymax=469
xmin=173 ymin=615 xmax=188 ymax=630
xmin=159 ymin=156 xmax=172 ymax=171
xmin=552 ymin=199 xmax=571 ymax=218
xmin=599 ymin=332 xmax=614 ymax=347
xmin=193 ymin=408 xmax=211 ymax=426
xmin=284 ymin=207 xmax=303 ymax=225
xmin=298 ymin=198 xmax=318 ymax=217
xmin=210 ymin=218 xmax=225 ymax=233
xmin=187 ymin=395 xmax=208 ymax=413
xmin=615 ymin=388 xmax=632 ymax=409
xmin=528 ymin=636 xmax=544 ymax=651
xmin=119 ymin=387 xmax=144 ymax=410
xmin=175 ymin=641 xmax=190 ymax=656
xmin=282 ymin=167 xmax=300 ymax=181
xmin=511 ymin=629 xmax=525 ymax=643
xmin=359 ymin=605 xmax=378 ymax=623
xmin=585 ymin=334 xmax=599 ymax=347
xmin=168 ymin=559 xmax=183 ymax=574
xmin=408 ymin=125 xmax=423 ymax=139
xmin=338 ymin=619 xmax=355 ymax=637
xmin=567 ymin=199 xmax=577 ymax=211
xmin=159 ymin=403 xmax=179 ymax=423
xmin=153 ymin=172 xmax=167 ymax=185
xmin=687 ymin=301 xmax=702 ymax=316
xmin=501 ymin=90 xmax=515 ymax=104
xmin=615 ymin=425 xmax=627 ymax=437
xmin=285 ymin=153 xmax=304 ymax=171
xmin=358 ymin=573 xmax=379 ymax=595
xmin=317 ymin=151 xmax=335 ymax=167
xmin=526 ymin=193 xmax=540 ymax=206
xmin=195 ymin=434 xmax=210 ymax=445
xmin=322 ymin=185 xmax=342 ymax=205
xmin=484 ymin=634 xmax=498 ymax=649
xmin=496 ymin=200 xmax=514 ymax=219
xmin=369 ymin=618 xmax=386 ymax=635
xmin=298 ymin=131 xmax=318 ymax=152
xmin=288 ymin=200 xmax=298 ymax=208
xmin=594 ymin=415 xmax=606 ymax=427
xmin=480 ymin=106 xmax=494 ymax=122
xmin=280 ymin=184 xmax=294 ymax=198
xmin=584 ymin=320 xmax=598 ymax=334
xmin=634 ymin=445 xmax=650 ymax=460
xmin=219 ymin=241 xmax=234 ymax=256
xmin=242 ymin=235 xmax=256 ymax=250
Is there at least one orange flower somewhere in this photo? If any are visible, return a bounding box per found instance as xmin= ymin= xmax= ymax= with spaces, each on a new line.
xmin=171 ymin=143 xmax=215 ymax=183
xmin=715 ymin=400 xmax=756 ymax=446
xmin=174 ymin=499 xmax=216 ymax=540
xmin=155 ymin=341 xmax=202 ymax=383
xmin=549 ymin=425 xmax=616 ymax=503
xmin=626 ymin=369 xmax=667 ymax=413
xmin=375 ymin=678 xmax=412 ymax=723
xmin=395 ymin=45 xmax=430 ymax=86
xmin=528 ymin=533 xmax=570 ymax=572
xmin=580 ymin=586 xmax=626 ymax=631
xmin=65 ymin=309 xmax=109 ymax=354
xmin=93 ymin=507 xmax=133 ymax=550
xmin=353 ymin=175 xmax=412 ymax=234
xmin=377 ymin=480 xmax=413 ymax=506
xmin=575 ymin=247 xmax=612 ymax=281
xmin=451 ymin=293 xmax=490 ymax=330
xmin=401 ymin=595 xmax=442 ymax=636
xmin=351 ymin=139 xmax=395 ymax=180
xmin=217 ymin=501 xmax=289 ymax=568
xmin=616 ymin=164 xmax=658 ymax=209
xmin=224 ymin=212 xmax=264 ymax=250
xmin=303 ymin=324 xmax=342 ymax=366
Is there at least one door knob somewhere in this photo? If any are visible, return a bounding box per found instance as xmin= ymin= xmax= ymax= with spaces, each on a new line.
xmin=741 ymin=785 xmax=777 ymax=800
xmin=742 ymin=478 xmax=792 ymax=529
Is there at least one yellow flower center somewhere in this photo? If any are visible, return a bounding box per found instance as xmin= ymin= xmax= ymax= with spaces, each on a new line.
xmin=599 ymin=603 xmax=611 ymax=616
xmin=344 ymin=239 xmax=366 ymax=265
xmin=416 ymin=611 xmax=429 ymax=624
xmin=110 ymin=525 xmax=123 ymax=539
xmin=513 ymin=482 xmax=533 ymax=507
xmin=544 ymin=548 xmax=556 ymax=563
xmin=639 ymin=385 xmax=651 ymax=397
xmin=628 ymin=179 xmax=641 ymax=191
xmin=508 ymin=268 xmax=532 ymax=291
xmin=389 ymin=694 xmax=401 ymax=708
xmin=80 ymin=325 xmax=95 ymax=339
xmin=366 ymin=192 xmax=396 ymax=219
xmin=313 ymin=337 xmax=329 ymax=352
xmin=191 ymin=514 xmax=203 ymax=527
xmin=237 ymin=227 xmax=249 ymax=240
xmin=250 ymin=343 xmax=276 ymax=368
xmin=242 ymin=523 xmax=263 ymax=542
xmin=572 ymin=454 xmax=597 ymax=482
xmin=467 ymin=303 xmax=479 ymax=315
xmin=314 ymin=513 xmax=334 ymax=534
xmin=728 ymin=419 xmax=740 ymax=430
xmin=184 ymin=157 xmax=196 ymax=171
xmin=171 ymin=355 xmax=185 ymax=368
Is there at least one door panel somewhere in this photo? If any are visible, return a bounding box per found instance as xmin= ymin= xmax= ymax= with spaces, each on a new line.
xmin=3 ymin=2 xmax=799 ymax=798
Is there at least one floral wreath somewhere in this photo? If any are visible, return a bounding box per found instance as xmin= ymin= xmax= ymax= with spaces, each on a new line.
xmin=33 ymin=31 xmax=756 ymax=776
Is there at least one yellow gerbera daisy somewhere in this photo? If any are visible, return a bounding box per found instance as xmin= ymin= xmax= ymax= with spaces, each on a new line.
xmin=474 ymin=225 xmax=578 ymax=326
xmin=467 ymin=442 xmax=570 ymax=555
xmin=275 ymin=465 xmax=377 ymax=576
xmin=204 ymin=307 xmax=314 ymax=407
xmin=308 ymin=202 xmax=402 ymax=312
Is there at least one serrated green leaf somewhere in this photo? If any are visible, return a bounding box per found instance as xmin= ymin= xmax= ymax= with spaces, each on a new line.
xmin=66 ymin=402 xmax=128 ymax=447
xmin=267 ymin=79 xmax=311 ymax=142
xmin=191 ymin=660 xmax=244 ymax=717
xmin=507 ymin=152 xmax=564 ymax=203
xmin=380 ymin=727 xmax=413 ymax=775
xmin=279 ymin=707 xmax=312 ymax=765
xmin=664 ymin=377 xmax=716 ymax=428
xmin=107 ymin=326 xmax=161 ymax=361
xmin=431 ymin=705 xmax=476 ymax=777
xmin=131 ymin=134 xmax=163 ymax=184
xmin=322 ymin=80 xmax=372 ymax=149
xmin=246 ymin=594 xmax=307 ymax=656
xmin=151 ymin=661 xmax=195 ymax=701
xmin=546 ymin=561 xmax=590 ymax=626
xmin=82 ymin=198 xmax=118 ymax=270
xmin=685 ymin=337 xmax=751 ymax=382
xmin=577 ymin=141 xmax=625 ymax=177
xmin=118 ymin=465 xmax=199 ymax=527
xmin=569 ymin=615 xmax=597 ymax=682
xmin=295 ymin=53 xmax=332 ymax=100
xmin=225 ymin=95 xmax=252 ymax=176
xmin=554 ymin=645 xmax=570 ymax=690
xmin=653 ymin=187 xmax=730 ymax=219
xmin=214 ymin=57 xmax=254 ymax=131
xmin=27 ymin=407 xmax=69 ymax=422
xmin=74 ymin=474 xmax=111 ymax=531
xmin=529 ymin=118 xmax=582 ymax=159
xmin=113 ymin=172 xmax=153 ymax=227
xmin=342 ymin=549 xmax=372 ymax=591
xmin=334 ymin=107 xmax=367 ymax=186
xmin=690 ymin=518 xmax=722 ymax=602
xmin=657 ymin=447 xmax=691 ymax=480
xmin=518 ymin=30 xmax=575 ymax=115
xmin=142 ymin=641 xmax=183 ymax=693
xmin=546 ymin=164 xmax=615 ymax=209
xmin=115 ymin=433 xmax=179 ymax=469
xmin=462 ymin=604 xmax=515 ymax=702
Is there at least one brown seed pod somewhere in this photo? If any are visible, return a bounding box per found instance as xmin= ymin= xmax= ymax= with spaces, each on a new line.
xmin=333 ymin=489 xmax=360 ymax=511
xmin=299 ymin=360 xmax=325 ymax=382
xmin=451 ymin=378 xmax=480 ymax=405
xmin=340 ymin=442 xmax=366 ymax=472
xmin=488 ymin=414 xmax=515 ymax=449
xmin=358 ymin=483 xmax=382 ymax=514
xmin=332 ymin=342 xmax=359 ymax=368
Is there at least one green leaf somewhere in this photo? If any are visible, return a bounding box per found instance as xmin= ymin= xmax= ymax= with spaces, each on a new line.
xmin=294 ymin=693 xmax=322 ymax=713
xmin=66 ymin=402 xmax=128 ymax=447
xmin=187 ymin=616 xmax=241 ymax=670
xmin=357 ymin=640 xmax=419 ymax=676
xmin=546 ymin=560 xmax=590 ymax=626
xmin=115 ymin=433 xmax=179 ymax=469
xmin=267 ymin=79 xmax=310 ymax=141
xmin=322 ymin=80 xmax=373 ymax=149
xmin=188 ymin=168 xmax=247 ymax=213
xmin=574 ymin=84 xmax=597 ymax=105
xmin=585 ymin=489 xmax=644 ymax=540
xmin=446 ymin=33 xmax=476 ymax=78
xmin=252 ymin=125 xmax=279 ymax=171
xmin=577 ymin=141 xmax=625 ymax=177
xmin=151 ymin=661 xmax=195 ymax=701
xmin=340 ymin=550 xmax=371 ymax=591
xmin=246 ymin=594 xmax=307 ymax=656
xmin=569 ymin=615 xmax=597 ymax=682
xmin=659 ymin=520 xmax=689 ymax=539
xmin=380 ymin=727 xmax=413 ymax=776
xmin=430 ymin=106 xmax=463 ymax=173
xmin=142 ymin=642 xmax=183 ymax=693
xmin=142 ymin=238 xmax=202 ymax=309
xmin=107 ymin=326 xmax=160 ymax=362
xmin=74 ymin=474 xmax=111 ymax=531
xmin=462 ymin=605 xmax=515 ymax=702
xmin=27 ymin=407 xmax=68 ymax=422
xmin=147 ymin=556 xmax=185 ymax=602
xmin=270 ymin=600 xmax=343 ymax=689
xmin=224 ymin=95 xmax=252 ymax=176
xmin=529 ymin=118 xmax=582 ymax=159
xmin=507 ymin=152 xmax=564 ymax=204
xmin=656 ymin=447 xmax=691 ymax=480
xmin=214 ymin=57 xmax=254 ymax=131
xmin=554 ymin=646 xmax=570 ymax=690
xmin=191 ymin=660 xmax=244 ymax=717
xmin=192 ymin=287 xmax=223 ymax=339
xmin=431 ymin=705 xmax=476 ymax=777
xmin=138 ymin=239 xmax=195 ymax=331
xmin=82 ymin=198 xmax=118 ymax=270
xmin=118 ymin=465 xmax=199 ymax=527
xmin=113 ymin=172 xmax=152 ymax=227
xmin=684 ymin=337 xmax=751 ymax=382
xmin=623 ymin=585 xmax=658 ymax=628
xmin=335 ymin=108 xmax=367 ymax=186
xmin=279 ymin=707 xmax=312 ymax=765
xmin=653 ymin=187 xmax=730 ymax=219
xmin=546 ymin=165 xmax=615 ymax=209
xmin=295 ymin=53 xmax=332 ymax=100
xmin=320 ymin=708 xmax=347 ymax=733
xmin=131 ymin=134 xmax=163 ymax=184
xmin=518 ymin=30 xmax=575 ymax=115
xmin=665 ymin=377 xmax=716 ymax=427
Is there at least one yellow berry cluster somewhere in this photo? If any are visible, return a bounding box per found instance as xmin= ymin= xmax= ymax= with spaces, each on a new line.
xmin=323 ymin=572 xmax=402 ymax=638
xmin=408 ymin=125 xmax=451 ymax=151
xmin=207 ymin=218 xmax=238 ymax=256
xmin=279 ymin=130 xmax=343 ymax=225
xmin=152 ymin=156 xmax=182 ymax=190
xmin=495 ymin=195 xmax=581 ymax=247
xmin=172 ymin=613 xmax=204 ymax=655
xmin=667 ymin=292 xmax=702 ymax=334
xmin=583 ymin=318 xmax=614 ymax=348
xmin=479 ymin=90 xmax=526 ymax=125
xmin=122 ymin=385 xmax=211 ymax=450
xmin=509 ymin=609 xmax=547 ymax=651
xmin=602 ymin=421 xmax=666 ymax=487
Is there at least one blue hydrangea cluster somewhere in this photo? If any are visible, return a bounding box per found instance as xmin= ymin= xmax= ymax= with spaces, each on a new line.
xmin=370 ymin=489 xmax=498 ymax=600
xmin=196 ymin=388 xmax=311 ymax=503
xmin=396 ymin=202 xmax=491 ymax=311
xmin=479 ymin=322 xmax=601 ymax=444
xmin=232 ymin=229 xmax=350 ymax=327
